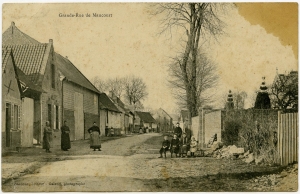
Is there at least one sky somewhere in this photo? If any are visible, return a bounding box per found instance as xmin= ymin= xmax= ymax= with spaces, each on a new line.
xmin=2 ymin=3 xmax=298 ymax=115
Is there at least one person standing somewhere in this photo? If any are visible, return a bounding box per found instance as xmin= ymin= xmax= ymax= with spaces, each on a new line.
xmin=185 ymin=127 xmax=192 ymax=141
xmin=174 ymin=123 xmax=182 ymax=138
xmin=43 ymin=121 xmax=52 ymax=153
xmin=179 ymin=133 xmax=189 ymax=158
xmin=61 ymin=120 xmax=71 ymax=151
xmin=88 ymin=122 xmax=101 ymax=151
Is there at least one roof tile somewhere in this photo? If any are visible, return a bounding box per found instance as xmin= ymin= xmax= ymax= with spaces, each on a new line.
xmin=135 ymin=111 xmax=156 ymax=123
xmin=2 ymin=44 xmax=47 ymax=83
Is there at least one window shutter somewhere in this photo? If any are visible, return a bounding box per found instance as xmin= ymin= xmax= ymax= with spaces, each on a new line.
xmin=58 ymin=106 xmax=61 ymax=129
xmin=18 ymin=105 xmax=20 ymax=130
xmin=53 ymin=105 xmax=56 ymax=129
xmin=11 ymin=104 xmax=14 ymax=130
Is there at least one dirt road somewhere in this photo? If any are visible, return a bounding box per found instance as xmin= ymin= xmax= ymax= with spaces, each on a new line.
xmin=2 ymin=133 xmax=294 ymax=192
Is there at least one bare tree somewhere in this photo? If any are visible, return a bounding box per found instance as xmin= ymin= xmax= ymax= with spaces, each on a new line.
xmin=91 ymin=76 xmax=125 ymax=97
xmin=151 ymin=3 xmax=227 ymax=116
xmin=91 ymin=76 xmax=108 ymax=93
xmin=233 ymin=90 xmax=247 ymax=109
xmin=169 ymin=52 xmax=218 ymax=110
xmin=124 ymin=76 xmax=148 ymax=110
xmin=105 ymin=77 xmax=125 ymax=98
xmin=270 ymin=71 xmax=298 ymax=110
xmin=222 ymin=90 xmax=247 ymax=109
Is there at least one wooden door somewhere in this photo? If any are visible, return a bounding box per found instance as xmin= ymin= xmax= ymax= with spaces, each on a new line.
xmin=22 ymin=98 xmax=34 ymax=147
xmin=74 ymin=92 xmax=84 ymax=140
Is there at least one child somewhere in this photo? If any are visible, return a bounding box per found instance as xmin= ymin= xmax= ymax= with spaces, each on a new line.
xmin=179 ymin=133 xmax=189 ymax=158
xmin=170 ymin=134 xmax=180 ymax=158
xmin=190 ymin=136 xmax=197 ymax=157
xmin=159 ymin=135 xmax=170 ymax=158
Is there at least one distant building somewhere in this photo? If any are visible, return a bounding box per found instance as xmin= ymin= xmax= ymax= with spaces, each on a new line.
xmin=134 ymin=111 xmax=156 ymax=131
xmin=99 ymin=93 xmax=122 ymax=135
xmin=108 ymin=91 xmax=130 ymax=134
xmin=152 ymin=108 xmax=173 ymax=133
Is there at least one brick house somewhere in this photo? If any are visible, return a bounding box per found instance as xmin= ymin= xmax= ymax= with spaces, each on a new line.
xmin=2 ymin=41 xmax=62 ymax=147
xmin=2 ymin=48 xmax=22 ymax=150
xmin=3 ymin=22 xmax=100 ymax=145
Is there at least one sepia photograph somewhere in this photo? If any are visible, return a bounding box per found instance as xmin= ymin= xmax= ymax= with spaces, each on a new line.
xmin=1 ymin=2 xmax=298 ymax=192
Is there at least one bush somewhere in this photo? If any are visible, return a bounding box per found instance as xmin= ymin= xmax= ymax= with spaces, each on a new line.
xmin=223 ymin=109 xmax=278 ymax=164
xmin=222 ymin=119 xmax=241 ymax=146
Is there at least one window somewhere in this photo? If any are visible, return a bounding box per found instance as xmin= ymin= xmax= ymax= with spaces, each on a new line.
xmin=53 ymin=105 xmax=56 ymax=129
xmin=48 ymin=104 xmax=52 ymax=127
xmin=18 ymin=106 xmax=20 ymax=129
xmin=13 ymin=105 xmax=18 ymax=130
xmin=51 ymin=64 xmax=55 ymax=89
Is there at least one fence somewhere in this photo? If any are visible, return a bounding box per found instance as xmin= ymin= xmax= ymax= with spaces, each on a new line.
xmin=277 ymin=111 xmax=298 ymax=165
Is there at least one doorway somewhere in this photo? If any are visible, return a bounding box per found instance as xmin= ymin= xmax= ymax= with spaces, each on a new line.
xmin=74 ymin=92 xmax=84 ymax=140
xmin=5 ymin=103 xmax=11 ymax=147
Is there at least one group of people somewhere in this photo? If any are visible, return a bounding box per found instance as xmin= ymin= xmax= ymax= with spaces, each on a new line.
xmin=139 ymin=126 xmax=154 ymax=133
xmin=159 ymin=123 xmax=198 ymax=158
xmin=42 ymin=121 xmax=102 ymax=153
xmin=105 ymin=126 xmax=115 ymax=137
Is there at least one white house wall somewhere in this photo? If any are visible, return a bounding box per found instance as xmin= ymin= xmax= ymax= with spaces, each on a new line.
xmin=204 ymin=110 xmax=222 ymax=144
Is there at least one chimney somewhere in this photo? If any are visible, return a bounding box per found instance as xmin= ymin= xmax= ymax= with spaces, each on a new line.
xmin=11 ymin=21 xmax=15 ymax=26
xmin=49 ymin=39 xmax=53 ymax=44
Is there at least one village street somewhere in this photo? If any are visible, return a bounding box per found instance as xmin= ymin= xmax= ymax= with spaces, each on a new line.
xmin=2 ymin=133 xmax=295 ymax=192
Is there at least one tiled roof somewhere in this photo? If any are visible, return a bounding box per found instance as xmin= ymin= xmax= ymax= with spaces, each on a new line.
xmin=56 ymin=53 xmax=100 ymax=94
xmin=2 ymin=44 xmax=48 ymax=83
xmin=135 ymin=111 xmax=156 ymax=123
xmin=3 ymin=22 xmax=40 ymax=45
xmin=2 ymin=47 xmax=12 ymax=73
xmin=99 ymin=93 xmax=121 ymax=113
xmin=3 ymin=22 xmax=100 ymax=94
xmin=2 ymin=47 xmax=42 ymax=93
